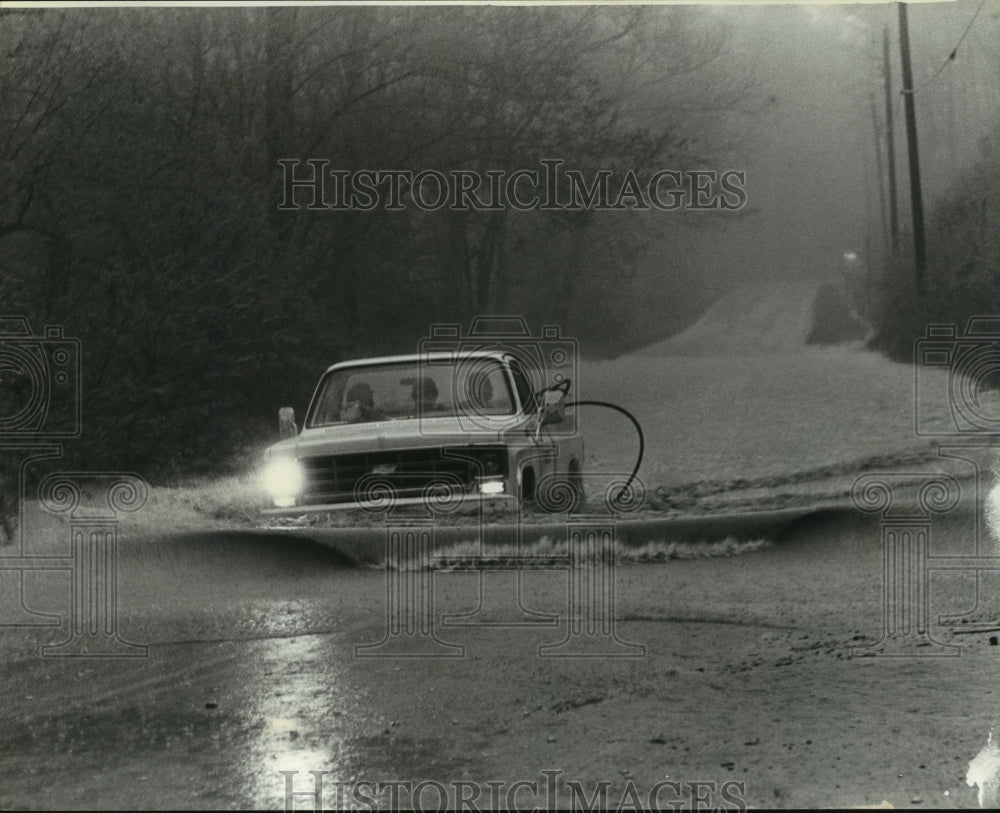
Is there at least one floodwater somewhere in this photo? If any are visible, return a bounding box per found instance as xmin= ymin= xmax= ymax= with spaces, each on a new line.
xmin=1 ymin=507 xmax=996 ymax=809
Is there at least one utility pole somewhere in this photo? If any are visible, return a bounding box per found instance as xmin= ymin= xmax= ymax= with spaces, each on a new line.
xmin=882 ymin=25 xmax=900 ymax=253
xmin=898 ymin=1 xmax=928 ymax=294
xmin=869 ymin=89 xmax=890 ymax=257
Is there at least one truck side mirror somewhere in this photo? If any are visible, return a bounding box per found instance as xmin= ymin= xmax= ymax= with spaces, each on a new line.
xmin=540 ymin=382 xmax=571 ymax=426
xmin=279 ymin=406 xmax=297 ymax=439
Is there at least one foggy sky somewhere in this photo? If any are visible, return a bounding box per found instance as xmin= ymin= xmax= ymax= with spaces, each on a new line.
xmin=692 ymin=1 xmax=999 ymax=286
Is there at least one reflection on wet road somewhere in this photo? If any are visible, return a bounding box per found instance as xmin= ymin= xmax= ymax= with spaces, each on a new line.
xmin=0 ymin=533 xmax=386 ymax=809
xmin=241 ymin=633 xmax=362 ymax=806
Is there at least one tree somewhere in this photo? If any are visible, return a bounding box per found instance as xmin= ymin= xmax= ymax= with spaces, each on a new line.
xmin=0 ymin=5 xmax=753 ymax=485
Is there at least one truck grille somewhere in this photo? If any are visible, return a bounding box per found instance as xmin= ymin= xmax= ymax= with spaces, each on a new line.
xmin=298 ymin=445 xmax=508 ymax=505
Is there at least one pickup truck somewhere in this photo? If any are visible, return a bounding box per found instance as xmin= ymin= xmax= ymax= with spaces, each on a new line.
xmin=260 ymin=349 xmax=584 ymax=514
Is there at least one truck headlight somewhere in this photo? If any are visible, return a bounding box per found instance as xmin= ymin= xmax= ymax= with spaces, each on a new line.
xmin=261 ymin=458 xmax=304 ymax=505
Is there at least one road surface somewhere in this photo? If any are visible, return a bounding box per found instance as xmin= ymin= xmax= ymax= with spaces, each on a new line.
xmin=1 ymin=504 xmax=997 ymax=809
xmin=4 ymin=279 xmax=999 ymax=809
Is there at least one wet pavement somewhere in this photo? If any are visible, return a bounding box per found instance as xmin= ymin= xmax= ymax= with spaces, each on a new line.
xmin=1 ymin=511 xmax=997 ymax=809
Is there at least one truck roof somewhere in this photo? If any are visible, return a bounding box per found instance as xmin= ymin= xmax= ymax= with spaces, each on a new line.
xmin=322 ymin=349 xmax=510 ymax=375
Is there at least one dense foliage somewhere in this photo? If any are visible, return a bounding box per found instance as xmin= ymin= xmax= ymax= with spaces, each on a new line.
xmin=871 ymin=133 xmax=1000 ymax=362
xmin=0 ymin=7 xmax=747 ymax=487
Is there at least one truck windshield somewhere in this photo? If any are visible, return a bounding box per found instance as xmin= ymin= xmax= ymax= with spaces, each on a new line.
xmin=307 ymin=358 xmax=517 ymax=427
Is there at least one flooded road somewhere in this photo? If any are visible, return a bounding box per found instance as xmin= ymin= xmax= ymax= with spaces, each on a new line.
xmin=1 ymin=510 xmax=997 ymax=809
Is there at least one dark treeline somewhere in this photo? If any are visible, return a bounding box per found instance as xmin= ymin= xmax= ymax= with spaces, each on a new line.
xmin=871 ymin=131 xmax=1000 ymax=362
xmin=0 ymin=6 xmax=747 ymax=480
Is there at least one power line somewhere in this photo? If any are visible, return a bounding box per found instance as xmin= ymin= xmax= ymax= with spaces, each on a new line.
xmin=902 ymin=0 xmax=988 ymax=95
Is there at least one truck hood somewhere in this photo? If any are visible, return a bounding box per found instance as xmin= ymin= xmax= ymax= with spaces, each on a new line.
xmin=268 ymin=416 xmax=527 ymax=458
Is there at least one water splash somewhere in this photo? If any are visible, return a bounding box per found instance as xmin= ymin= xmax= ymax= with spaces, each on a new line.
xmin=967 ymin=729 xmax=1000 ymax=807
xmin=968 ymin=476 xmax=1000 ymax=807
xmin=984 ymin=481 xmax=1000 ymax=552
